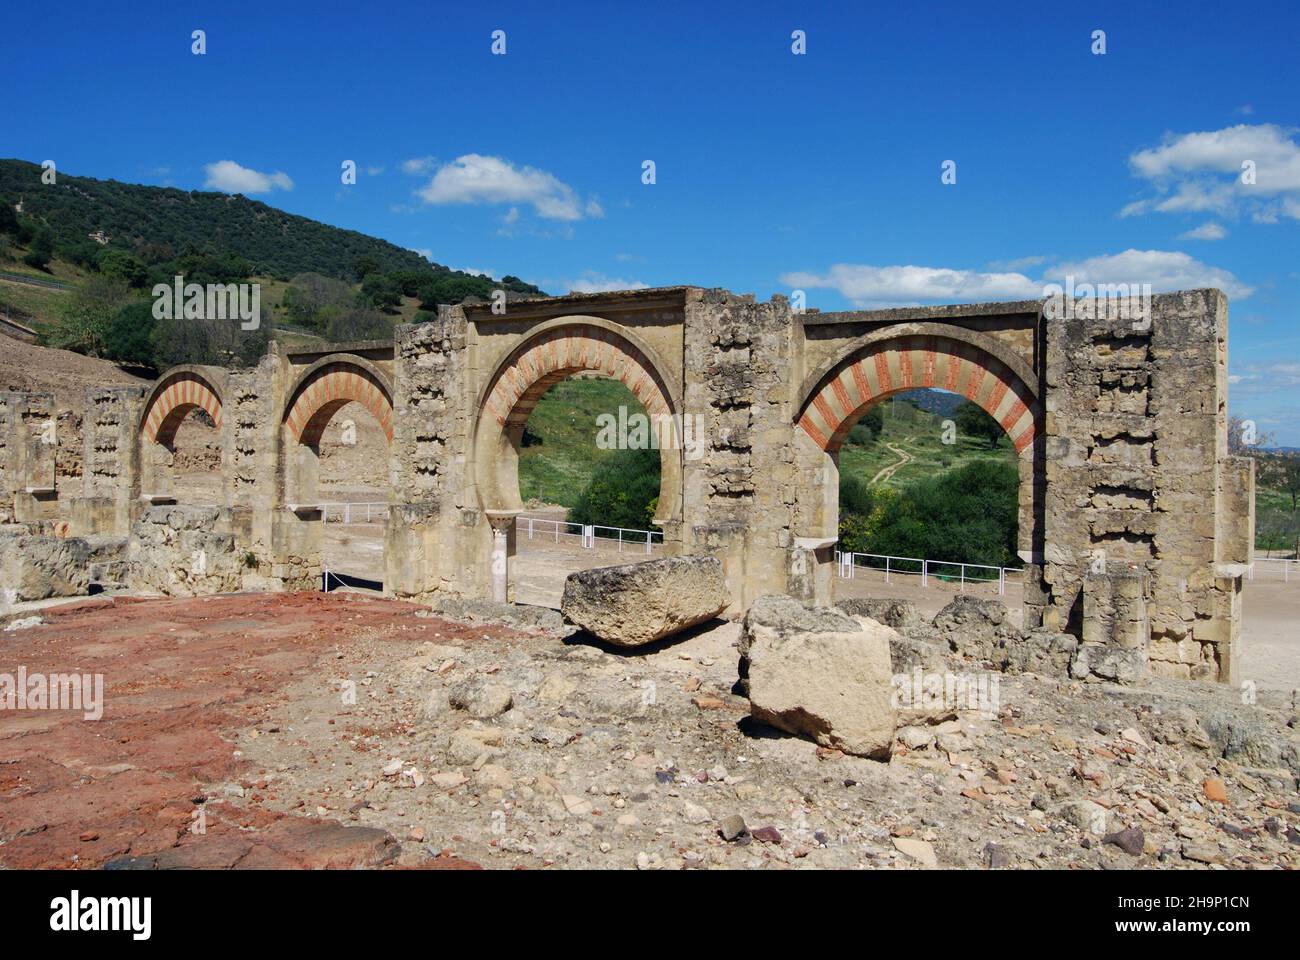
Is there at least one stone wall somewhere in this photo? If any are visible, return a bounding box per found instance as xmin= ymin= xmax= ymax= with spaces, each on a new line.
xmin=75 ymin=386 xmax=147 ymax=536
xmin=2 ymin=285 xmax=1251 ymax=684
xmin=1041 ymin=289 xmax=1248 ymax=681
xmin=127 ymin=505 xmax=244 ymax=596
xmin=1 ymin=392 xmax=59 ymax=524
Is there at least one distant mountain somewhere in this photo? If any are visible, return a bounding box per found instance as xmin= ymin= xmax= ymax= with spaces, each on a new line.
xmin=896 ymin=388 xmax=964 ymax=419
xmin=0 ymin=158 xmax=538 ymax=290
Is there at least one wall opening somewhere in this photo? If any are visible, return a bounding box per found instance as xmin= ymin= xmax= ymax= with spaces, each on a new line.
xmin=832 ymin=389 xmax=1024 ymax=618
xmin=138 ymin=370 xmax=224 ymax=506
xmin=474 ymin=322 xmax=682 ymax=606
xmin=796 ymin=333 xmax=1041 ymax=620
xmin=282 ymin=359 xmax=394 ymax=592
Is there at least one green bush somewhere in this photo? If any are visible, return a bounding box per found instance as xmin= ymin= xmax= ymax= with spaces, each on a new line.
xmin=22 ymin=231 xmax=53 ymax=270
xmin=568 ymin=447 xmax=662 ymax=534
xmin=839 ymin=459 xmax=1019 ymax=567
xmin=102 ymin=300 xmax=157 ymax=368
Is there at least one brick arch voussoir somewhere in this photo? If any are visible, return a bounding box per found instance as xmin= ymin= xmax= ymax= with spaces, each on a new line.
xmin=142 ymin=371 xmax=224 ymax=445
xmin=482 ymin=324 xmax=674 ymax=430
xmin=286 ymin=362 xmax=394 ymax=446
xmin=798 ymin=339 xmax=1039 ymax=458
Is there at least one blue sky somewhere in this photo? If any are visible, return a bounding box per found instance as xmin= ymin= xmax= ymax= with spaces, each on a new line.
xmin=4 ymin=0 xmax=1298 ymax=441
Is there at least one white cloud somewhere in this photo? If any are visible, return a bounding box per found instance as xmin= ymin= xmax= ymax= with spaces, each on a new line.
xmin=1046 ymin=249 xmax=1254 ymax=300
xmin=1228 ymin=360 xmax=1300 ymax=397
xmin=564 ymin=271 xmax=648 ymax=294
xmin=401 ymin=156 xmax=437 ymax=175
xmin=779 ymin=264 xmax=1041 ymax=308
xmin=417 ymin=154 xmax=601 ymax=221
xmin=1123 ymin=124 xmax=1300 ymax=221
xmin=782 ymin=249 xmax=1254 ymax=308
xmin=203 ymin=160 xmax=293 ymax=194
xmin=366 ymin=165 xmax=385 ymax=176
xmin=1179 ymin=222 xmax=1227 ymax=241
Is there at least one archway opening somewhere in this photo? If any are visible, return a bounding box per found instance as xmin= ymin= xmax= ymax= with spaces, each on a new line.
xmin=474 ymin=322 xmax=682 ymax=606
xmin=282 ymin=360 xmax=394 ymax=593
xmin=796 ymin=333 xmax=1040 ymax=623
xmin=139 ymin=370 xmax=224 ymax=506
xmin=512 ymin=374 xmax=664 ymax=605
xmin=317 ymin=399 xmax=390 ymax=587
xmin=162 ymin=408 xmax=224 ymax=505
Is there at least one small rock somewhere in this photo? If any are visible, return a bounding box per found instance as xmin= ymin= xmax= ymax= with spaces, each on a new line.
xmin=562 ymin=794 xmax=593 ymax=815
xmin=1103 ymin=827 xmax=1145 ymax=857
xmin=892 ymin=836 xmax=938 ymax=867
xmin=751 ymin=825 xmax=783 ymax=844
xmin=719 ymin=814 xmax=748 ymax=841
xmin=682 ymin=801 xmax=711 ymax=824
xmin=1181 ymin=843 xmax=1222 ymax=864
xmin=1202 ymin=778 xmax=1228 ymax=803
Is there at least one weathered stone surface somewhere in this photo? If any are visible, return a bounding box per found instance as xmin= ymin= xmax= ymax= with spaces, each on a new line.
xmin=1071 ymin=644 xmax=1148 ymax=684
xmin=425 ymin=596 xmax=572 ymax=637
xmin=836 ymin=597 xmax=924 ymax=634
xmin=1004 ymin=630 xmax=1078 ymax=677
xmin=448 ymin=677 xmax=513 ymax=718
xmin=740 ymin=595 xmax=896 ymax=759
xmin=126 ymin=505 xmax=241 ymax=597
xmin=561 ymin=555 xmax=728 ymax=647
xmin=0 ymin=531 xmax=90 ymax=600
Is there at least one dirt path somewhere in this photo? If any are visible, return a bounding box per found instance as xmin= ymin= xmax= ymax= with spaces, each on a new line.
xmin=871 ymin=437 xmax=916 ymax=484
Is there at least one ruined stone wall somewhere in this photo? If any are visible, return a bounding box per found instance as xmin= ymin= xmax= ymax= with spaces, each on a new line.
xmin=126 ymin=505 xmax=243 ymax=596
xmin=75 ymin=386 xmax=147 ymax=536
xmin=386 ymin=309 xmax=478 ymax=599
xmin=1 ymin=392 xmax=59 ymax=524
xmin=681 ymin=289 xmax=805 ymax=612
xmin=1042 ymin=289 xmax=1246 ymax=681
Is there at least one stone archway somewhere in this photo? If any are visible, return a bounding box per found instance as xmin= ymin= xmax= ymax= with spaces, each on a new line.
xmin=279 ymin=357 xmax=395 ymax=588
xmin=797 ymin=332 xmax=1039 ymax=457
xmin=138 ymin=367 xmax=225 ymax=502
xmin=473 ymin=319 xmax=682 ymax=524
xmin=793 ymin=330 xmax=1043 ymax=606
xmin=470 ymin=319 xmax=683 ymax=602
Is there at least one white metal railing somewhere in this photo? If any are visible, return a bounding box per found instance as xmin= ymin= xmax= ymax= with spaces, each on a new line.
xmin=835 ymin=550 xmax=1023 ymax=596
xmin=1247 ymin=557 xmax=1298 ymax=583
xmin=319 ymin=501 xmax=389 ymax=524
xmin=516 ymin=515 xmax=663 ymax=555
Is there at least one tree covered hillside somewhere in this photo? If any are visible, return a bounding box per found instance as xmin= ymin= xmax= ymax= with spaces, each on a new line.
xmin=0 ymin=158 xmax=539 ymax=290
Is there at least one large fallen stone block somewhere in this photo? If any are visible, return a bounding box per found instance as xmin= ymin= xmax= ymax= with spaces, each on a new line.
xmin=425 ymin=596 xmax=573 ymax=638
xmin=560 ymin=555 xmax=728 ymax=647
xmin=1004 ymin=629 xmax=1078 ymax=677
xmin=932 ymin=594 xmax=1021 ymax=664
xmin=0 ymin=531 xmax=91 ymax=600
xmin=739 ymin=595 xmax=896 ymax=759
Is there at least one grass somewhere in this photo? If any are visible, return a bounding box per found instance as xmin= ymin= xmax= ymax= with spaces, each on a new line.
xmin=516 ymin=377 xmax=646 ymax=507
xmin=837 ymin=395 xmax=1016 ymax=487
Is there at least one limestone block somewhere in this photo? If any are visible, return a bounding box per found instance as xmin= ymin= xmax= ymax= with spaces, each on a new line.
xmin=561 ymin=555 xmax=728 ymax=646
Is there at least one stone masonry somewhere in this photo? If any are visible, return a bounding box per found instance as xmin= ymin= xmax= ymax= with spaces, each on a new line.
xmin=0 ymin=286 xmax=1253 ymax=684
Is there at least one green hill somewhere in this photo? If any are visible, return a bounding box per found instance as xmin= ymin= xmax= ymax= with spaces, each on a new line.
xmin=0 ymin=158 xmax=539 ymax=288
